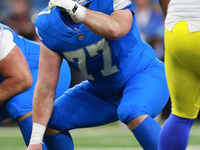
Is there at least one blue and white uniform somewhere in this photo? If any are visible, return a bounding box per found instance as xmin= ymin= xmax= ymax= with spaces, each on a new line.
xmin=0 ymin=23 xmax=71 ymax=147
xmin=0 ymin=23 xmax=71 ymax=121
xmin=35 ymin=0 xmax=169 ymax=149
xmin=36 ymin=0 xmax=169 ymax=128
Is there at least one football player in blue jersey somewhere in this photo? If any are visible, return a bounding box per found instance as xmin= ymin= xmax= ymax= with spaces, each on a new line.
xmin=0 ymin=23 xmax=71 ymax=149
xmin=27 ymin=0 xmax=169 ymax=150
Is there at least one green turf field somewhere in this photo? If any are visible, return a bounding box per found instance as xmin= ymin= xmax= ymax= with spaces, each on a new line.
xmin=0 ymin=120 xmax=200 ymax=150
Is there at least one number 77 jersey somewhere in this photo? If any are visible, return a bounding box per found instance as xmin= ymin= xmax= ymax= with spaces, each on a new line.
xmin=35 ymin=4 xmax=157 ymax=96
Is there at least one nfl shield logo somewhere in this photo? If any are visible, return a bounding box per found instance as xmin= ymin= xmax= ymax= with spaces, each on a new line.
xmin=77 ymin=33 xmax=83 ymax=40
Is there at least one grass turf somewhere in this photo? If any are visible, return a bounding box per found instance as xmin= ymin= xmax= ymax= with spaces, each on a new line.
xmin=0 ymin=121 xmax=200 ymax=150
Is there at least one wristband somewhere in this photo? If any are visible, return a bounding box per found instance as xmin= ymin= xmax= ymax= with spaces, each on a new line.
xmin=55 ymin=1 xmax=87 ymax=22
xmin=68 ymin=3 xmax=86 ymax=22
xmin=29 ymin=123 xmax=46 ymax=145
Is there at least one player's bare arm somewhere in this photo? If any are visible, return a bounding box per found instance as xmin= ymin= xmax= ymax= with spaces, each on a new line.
xmin=27 ymin=43 xmax=62 ymax=149
xmin=159 ymin=0 xmax=170 ymax=17
xmin=0 ymin=45 xmax=32 ymax=105
xmin=32 ymin=43 xmax=62 ymax=126
xmin=81 ymin=9 xmax=133 ymax=40
xmin=49 ymin=0 xmax=133 ymax=40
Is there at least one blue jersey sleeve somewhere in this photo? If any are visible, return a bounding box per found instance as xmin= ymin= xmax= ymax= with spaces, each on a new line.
xmin=35 ymin=7 xmax=60 ymax=53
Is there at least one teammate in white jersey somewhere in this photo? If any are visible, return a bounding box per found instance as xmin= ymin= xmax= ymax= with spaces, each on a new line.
xmin=158 ymin=0 xmax=200 ymax=149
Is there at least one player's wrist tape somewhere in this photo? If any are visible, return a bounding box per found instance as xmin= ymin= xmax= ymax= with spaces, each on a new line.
xmin=59 ymin=2 xmax=86 ymax=22
xmin=71 ymin=3 xmax=86 ymax=22
xmin=29 ymin=123 xmax=46 ymax=145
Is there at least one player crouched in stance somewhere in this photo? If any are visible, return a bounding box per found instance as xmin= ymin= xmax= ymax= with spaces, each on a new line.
xmin=0 ymin=23 xmax=71 ymax=149
xmin=28 ymin=0 xmax=170 ymax=150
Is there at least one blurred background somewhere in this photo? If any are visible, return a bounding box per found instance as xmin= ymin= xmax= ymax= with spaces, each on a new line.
xmin=1 ymin=0 xmax=200 ymax=149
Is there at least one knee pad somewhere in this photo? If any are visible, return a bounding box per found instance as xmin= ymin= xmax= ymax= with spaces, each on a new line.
xmin=6 ymin=97 xmax=32 ymax=121
xmin=6 ymin=101 xmax=20 ymax=121
xmin=117 ymin=103 xmax=147 ymax=124
xmin=117 ymin=103 xmax=130 ymax=123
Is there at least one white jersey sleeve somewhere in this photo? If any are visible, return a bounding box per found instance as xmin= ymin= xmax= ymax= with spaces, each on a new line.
xmin=165 ymin=0 xmax=200 ymax=33
xmin=113 ymin=0 xmax=132 ymax=11
xmin=0 ymin=27 xmax=16 ymax=61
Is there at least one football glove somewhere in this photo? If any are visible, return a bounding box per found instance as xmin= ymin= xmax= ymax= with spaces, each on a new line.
xmin=49 ymin=0 xmax=55 ymax=10
xmin=49 ymin=0 xmax=86 ymax=22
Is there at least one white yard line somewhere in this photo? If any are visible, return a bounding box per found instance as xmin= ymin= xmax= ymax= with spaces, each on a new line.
xmin=187 ymin=145 xmax=200 ymax=150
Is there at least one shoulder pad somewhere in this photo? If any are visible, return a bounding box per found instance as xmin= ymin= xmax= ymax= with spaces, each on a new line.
xmin=35 ymin=7 xmax=51 ymax=32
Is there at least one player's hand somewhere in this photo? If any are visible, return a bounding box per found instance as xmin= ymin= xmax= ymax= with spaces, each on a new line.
xmin=27 ymin=144 xmax=42 ymax=150
xmin=51 ymin=0 xmax=86 ymax=21
xmin=49 ymin=0 xmax=56 ymax=10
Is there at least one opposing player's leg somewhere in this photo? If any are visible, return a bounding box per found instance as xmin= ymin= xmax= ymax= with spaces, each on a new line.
xmin=158 ymin=114 xmax=194 ymax=150
xmin=44 ymin=80 xmax=119 ymax=150
xmin=158 ymin=21 xmax=200 ymax=150
xmin=117 ymin=59 xmax=169 ymax=150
